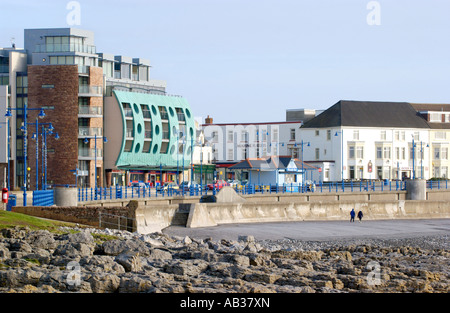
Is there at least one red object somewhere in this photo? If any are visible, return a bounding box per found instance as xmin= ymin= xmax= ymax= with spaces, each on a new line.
xmin=2 ymin=188 xmax=8 ymax=204
xmin=207 ymin=180 xmax=229 ymax=190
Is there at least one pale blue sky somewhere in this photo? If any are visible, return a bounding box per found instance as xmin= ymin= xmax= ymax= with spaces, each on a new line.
xmin=1 ymin=0 xmax=449 ymax=123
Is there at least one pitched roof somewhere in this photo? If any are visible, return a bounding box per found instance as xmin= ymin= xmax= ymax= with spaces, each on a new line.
xmin=301 ymin=100 xmax=431 ymax=129
xmin=230 ymin=156 xmax=319 ymax=171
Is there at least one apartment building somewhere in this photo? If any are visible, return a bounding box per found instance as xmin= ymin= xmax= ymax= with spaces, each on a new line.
xmin=1 ymin=27 xmax=193 ymax=190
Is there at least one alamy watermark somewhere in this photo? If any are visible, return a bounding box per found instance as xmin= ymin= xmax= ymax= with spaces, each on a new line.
xmin=66 ymin=261 xmax=81 ymax=287
xmin=366 ymin=261 xmax=382 ymax=286
xmin=66 ymin=1 xmax=82 ymax=26
xmin=367 ymin=1 xmax=381 ymax=26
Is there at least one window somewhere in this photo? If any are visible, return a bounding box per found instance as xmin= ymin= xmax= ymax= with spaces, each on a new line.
xmin=272 ymin=129 xmax=279 ymax=142
xmin=349 ymin=166 xmax=355 ymax=179
xmin=315 ymin=130 xmax=320 ymax=136
xmin=442 ymin=147 xmax=448 ymax=160
xmin=327 ymin=130 xmax=331 ymax=140
xmin=349 ymin=146 xmax=355 ymax=159
xmin=401 ymin=131 xmax=405 ymax=141
xmin=430 ymin=113 xmax=441 ymax=122
xmin=315 ymin=148 xmax=320 ymax=160
xmin=212 ymin=131 xmax=218 ymax=143
xmin=227 ymin=131 xmax=233 ymax=142
xmin=376 ymin=147 xmax=382 ymax=159
xmin=290 ymin=129 xmax=296 ymax=141
xmin=356 ymin=147 xmax=364 ymax=159
xmin=434 ymin=147 xmax=440 ymax=160
xmin=414 ymin=132 xmax=419 ymax=141
xmin=380 ymin=131 xmax=386 ymax=141
xmin=353 ymin=130 xmax=359 ymax=140
xmin=383 ymin=147 xmax=391 ymax=159
xmin=241 ymin=131 xmax=248 ymax=142
xmin=402 ymin=147 xmax=406 ymax=160
xmin=396 ymin=147 xmax=400 ymax=160
xmin=435 ymin=132 xmax=446 ymax=140
xmin=394 ymin=131 xmax=399 ymax=141
xmin=227 ymin=149 xmax=233 ymax=161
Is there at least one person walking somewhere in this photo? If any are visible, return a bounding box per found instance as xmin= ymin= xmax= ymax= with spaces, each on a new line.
xmin=357 ymin=210 xmax=364 ymax=223
xmin=350 ymin=208 xmax=355 ymax=222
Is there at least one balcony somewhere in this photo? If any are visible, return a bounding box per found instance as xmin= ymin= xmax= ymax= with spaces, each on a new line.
xmin=126 ymin=128 xmax=134 ymax=138
xmin=145 ymin=130 xmax=152 ymax=139
xmin=162 ymin=131 xmax=170 ymax=140
xmin=160 ymin=112 xmax=169 ymax=120
xmin=79 ymin=127 xmax=102 ymax=137
xmin=78 ymin=65 xmax=90 ymax=75
xmin=142 ymin=110 xmax=151 ymax=119
xmin=34 ymin=43 xmax=97 ymax=54
xmin=177 ymin=113 xmax=186 ymax=122
xmin=79 ymin=85 xmax=102 ymax=96
xmin=78 ymin=106 xmax=103 ymax=116
xmin=123 ymin=108 xmax=133 ymax=118
xmin=78 ymin=148 xmax=103 ymax=159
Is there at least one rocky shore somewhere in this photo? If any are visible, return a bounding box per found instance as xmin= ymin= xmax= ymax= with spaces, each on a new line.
xmin=0 ymin=226 xmax=448 ymax=293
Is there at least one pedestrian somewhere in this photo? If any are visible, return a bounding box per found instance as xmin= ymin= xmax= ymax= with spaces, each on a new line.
xmin=350 ymin=208 xmax=355 ymax=222
xmin=357 ymin=210 xmax=363 ymax=223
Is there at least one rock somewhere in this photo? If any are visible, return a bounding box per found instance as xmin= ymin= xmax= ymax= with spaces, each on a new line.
xmin=115 ymin=252 xmax=142 ymax=273
xmin=164 ymin=259 xmax=209 ymax=276
xmin=101 ymin=239 xmax=151 ymax=256
xmin=88 ymin=273 xmax=120 ymax=293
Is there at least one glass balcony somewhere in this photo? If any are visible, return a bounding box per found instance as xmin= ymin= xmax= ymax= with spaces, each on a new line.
xmin=79 ymin=85 xmax=102 ymax=95
xmin=78 ymin=106 xmax=103 ymax=116
xmin=126 ymin=128 xmax=134 ymax=138
xmin=177 ymin=113 xmax=186 ymax=122
xmin=78 ymin=127 xmax=102 ymax=137
xmin=123 ymin=108 xmax=133 ymax=118
xmin=78 ymin=148 xmax=103 ymax=158
xmin=142 ymin=110 xmax=151 ymax=119
xmin=35 ymin=43 xmax=97 ymax=54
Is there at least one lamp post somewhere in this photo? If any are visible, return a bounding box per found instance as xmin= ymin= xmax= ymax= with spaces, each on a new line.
xmin=420 ymin=141 xmax=429 ymax=180
xmin=31 ymin=122 xmax=57 ymax=190
xmin=335 ymin=130 xmax=344 ymax=186
xmin=40 ymin=124 xmax=59 ymax=190
xmin=84 ymin=134 xmax=107 ymax=197
xmin=298 ymin=140 xmax=310 ymax=192
xmin=5 ymin=103 xmax=46 ymax=206
xmin=411 ymin=136 xmax=416 ymax=180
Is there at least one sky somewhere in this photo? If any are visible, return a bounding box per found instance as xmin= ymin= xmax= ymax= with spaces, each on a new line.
xmin=1 ymin=0 xmax=450 ymax=124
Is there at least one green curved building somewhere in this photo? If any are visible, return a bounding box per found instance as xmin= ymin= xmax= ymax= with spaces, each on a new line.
xmin=104 ymin=90 xmax=195 ymax=186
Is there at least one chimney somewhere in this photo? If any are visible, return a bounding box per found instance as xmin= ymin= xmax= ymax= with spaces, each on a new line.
xmin=205 ymin=115 xmax=213 ymax=124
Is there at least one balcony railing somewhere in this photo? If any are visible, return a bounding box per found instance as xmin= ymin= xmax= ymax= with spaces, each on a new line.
xmin=126 ymin=128 xmax=134 ymax=138
xmin=142 ymin=110 xmax=151 ymax=119
xmin=162 ymin=131 xmax=170 ymax=140
xmin=79 ymin=127 xmax=102 ymax=137
xmin=123 ymin=108 xmax=133 ymax=118
xmin=78 ymin=106 xmax=103 ymax=116
xmin=78 ymin=148 xmax=103 ymax=158
xmin=145 ymin=130 xmax=152 ymax=139
xmin=79 ymin=85 xmax=102 ymax=95
xmin=35 ymin=43 xmax=97 ymax=54
xmin=78 ymin=65 xmax=90 ymax=75
xmin=177 ymin=113 xmax=186 ymax=122
xmin=160 ymin=112 xmax=169 ymax=120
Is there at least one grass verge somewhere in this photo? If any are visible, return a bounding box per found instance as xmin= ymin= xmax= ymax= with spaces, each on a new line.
xmin=0 ymin=210 xmax=78 ymax=233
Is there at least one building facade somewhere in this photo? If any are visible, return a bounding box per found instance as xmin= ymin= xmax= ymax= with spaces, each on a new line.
xmin=300 ymin=100 xmax=450 ymax=182
xmin=1 ymin=27 xmax=194 ymax=190
xmin=202 ymin=117 xmax=303 ymax=180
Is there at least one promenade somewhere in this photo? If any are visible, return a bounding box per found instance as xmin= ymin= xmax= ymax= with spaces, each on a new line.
xmin=164 ymin=218 xmax=450 ymax=242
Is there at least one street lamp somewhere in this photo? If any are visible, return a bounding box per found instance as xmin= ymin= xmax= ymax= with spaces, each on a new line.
xmin=297 ymin=140 xmax=310 ymax=192
xmin=335 ymin=130 xmax=344 ymax=186
xmin=5 ymin=103 xmax=46 ymax=206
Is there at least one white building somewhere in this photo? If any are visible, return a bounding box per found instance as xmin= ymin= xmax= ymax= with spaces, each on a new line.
xmin=300 ymin=100 xmax=434 ymax=182
xmin=201 ymin=116 xmax=303 ymax=180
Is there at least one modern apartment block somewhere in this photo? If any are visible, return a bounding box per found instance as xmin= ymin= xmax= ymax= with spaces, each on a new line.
xmin=1 ymin=27 xmax=194 ymax=190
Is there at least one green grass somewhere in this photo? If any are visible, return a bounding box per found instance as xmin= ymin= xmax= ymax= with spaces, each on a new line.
xmin=0 ymin=211 xmax=78 ymax=233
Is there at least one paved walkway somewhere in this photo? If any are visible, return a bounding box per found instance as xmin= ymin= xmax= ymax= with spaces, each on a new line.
xmin=163 ymin=219 xmax=450 ymax=242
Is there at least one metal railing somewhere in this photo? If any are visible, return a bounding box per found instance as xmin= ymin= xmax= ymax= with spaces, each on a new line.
xmin=78 ymin=179 xmax=450 ymax=202
xmin=79 ymin=85 xmax=102 ymax=95
xmin=79 ymin=127 xmax=102 ymax=137
xmin=98 ymin=212 xmax=135 ymax=232
xmin=35 ymin=43 xmax=97 ymax=54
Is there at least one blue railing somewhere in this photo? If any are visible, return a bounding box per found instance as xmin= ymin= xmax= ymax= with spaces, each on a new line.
xmin=33 ymin=190 xmax=55 ymax=207
xmin=77 ymin=180 xmax=450 ymax=202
